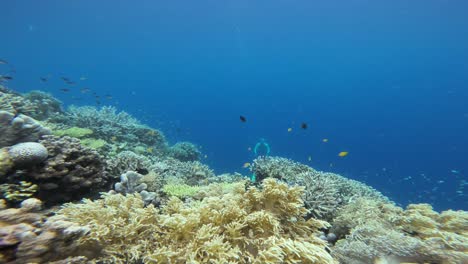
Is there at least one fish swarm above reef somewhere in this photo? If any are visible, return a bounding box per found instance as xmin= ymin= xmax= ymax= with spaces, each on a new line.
xmin=0 ymin=85 xmax=466 ymax=263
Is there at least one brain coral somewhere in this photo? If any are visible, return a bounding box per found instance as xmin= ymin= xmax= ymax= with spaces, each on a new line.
xmin=7 ymin=142 xmax=48 ymax=168
xmin=57 ymin=179 xmax=337 ymax=264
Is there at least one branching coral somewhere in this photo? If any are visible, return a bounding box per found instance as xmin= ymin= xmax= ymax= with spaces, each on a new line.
xmin=106 ymin=150 xmax=152 ymax=177
xmin=150 ymin=158 xmax=215 ymax=186
xmin=57 ymin=179 xmax=336 ymax=264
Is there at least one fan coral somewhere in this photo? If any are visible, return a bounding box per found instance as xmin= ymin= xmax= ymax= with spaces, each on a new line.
xmin=167 ymin=141 xmax=201 ymax=162
xmin=57 ymin=179 xmax=336 ymax=264
xmin=0 ymin=198 xmax=89 ymax=263
xmin=0 ymin=111 xmax=52 ymax=148
xmin=16 ymin=135 xmax=108 ymax=204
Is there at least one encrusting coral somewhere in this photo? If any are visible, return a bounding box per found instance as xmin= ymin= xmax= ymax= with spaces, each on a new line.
xmin=56 ymin=178 xmax=337 ymax=264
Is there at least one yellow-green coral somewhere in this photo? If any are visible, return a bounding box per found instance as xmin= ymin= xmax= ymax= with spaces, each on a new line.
xmin=54 ymin=127 xmax=93 ymax=138
xmin=162 ymin=184 xmax=201 ymax=198
xmin=57 ymin=178 xmax=336 ymax=264
xmin=80 ymin=138 xmax=107 ymax=149
xmin=0 ymin=181 xmax=38 ymax=202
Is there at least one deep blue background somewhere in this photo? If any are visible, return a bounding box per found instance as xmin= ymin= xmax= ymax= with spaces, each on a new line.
xmin=1 ymin=0 xmax=467 ymax=210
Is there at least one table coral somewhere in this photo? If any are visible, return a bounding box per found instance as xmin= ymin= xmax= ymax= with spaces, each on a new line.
xmin=57 ymin=179 xmax=337 ymax=264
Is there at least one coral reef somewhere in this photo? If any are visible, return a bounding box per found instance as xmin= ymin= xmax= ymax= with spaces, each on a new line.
xmin=57 ymin=179 xmax=336 ymax=264
xmin=52 ymin=106 xmax=167 ymax=151
xmin=0 ymin=111 xmax=51 ymax=148
xmin=330 ymin=198 xmax=468 ymax=263
xmin=14 ymin=135 xmax=108 ymax=204
xmin=252 ymin=156 xmax=389 ymax=220
xmin=0 ymin=198 xmax=89 ymax=263
xmin=113 ymin=171 xmax=157 ymax=205
xmin=167 ymin=141 xmax=201 ymax=162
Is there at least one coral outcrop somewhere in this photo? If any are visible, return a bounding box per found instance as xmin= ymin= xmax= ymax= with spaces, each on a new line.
xmin=15 ymin=135 xmax=108 ymax=204
xmin=167 ymin=141 xmax=201 ymax=162
xmin=0 ymin=198 xmax=89 ymax=263
xmin=0 ymin=88 xmax=62 ymax=120
xmin=57 ymin=179 xmax=336 ymax=264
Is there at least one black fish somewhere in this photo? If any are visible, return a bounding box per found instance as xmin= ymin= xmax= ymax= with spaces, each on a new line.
xmin=0 ymin=75 xmax=13 ymax=81
xmin=61 ymin=77 xmax=70 ymax=82
xmin=301 ymin=123 xmax=308 ymax=129
xmin=240 ymin=115 xmax=247 ymax=122
xmin=60 ymin=88 xmax=70 ymax=92
xmin=40 ymin=77 xmax=47 ymax=82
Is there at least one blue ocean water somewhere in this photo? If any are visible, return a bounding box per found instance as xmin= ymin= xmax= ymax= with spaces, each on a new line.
xmin=1 ymin=0 xmax=467 ymax=211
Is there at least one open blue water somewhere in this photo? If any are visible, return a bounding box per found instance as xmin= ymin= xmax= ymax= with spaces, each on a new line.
xmin=2 ymin=0 xmax=467 ymax=211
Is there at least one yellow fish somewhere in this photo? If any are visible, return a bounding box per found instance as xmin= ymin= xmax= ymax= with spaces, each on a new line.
xmin=111 ymin=136 xmax=117 ymax=141
xmin=338 ymin=151 xmax=349 ymax=157
xmin=147 ymin=147 xmax=154 ymax=154
xmin=322 ymin=138 xmax=328 ymax=143
xmin=243 ymin=162 xmax=251 ymax=168
xmin=287 ymin=128 xmax=292 ymax=132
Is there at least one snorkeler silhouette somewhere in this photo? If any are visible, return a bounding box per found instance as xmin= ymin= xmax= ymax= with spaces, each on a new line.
xmin=254 ymin=138 xmax=270 ymax=157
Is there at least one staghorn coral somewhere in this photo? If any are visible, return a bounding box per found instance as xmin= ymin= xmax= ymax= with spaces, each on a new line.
xmin=15 ymin=135 xmax=108 ymax=204
xmin=167 ymin=141 xmax=201 ymax=162
xmin=0 ymin=198 xmax=89 ymax=263
xmin=57 ymin=179 xmax=336 ymax=264
xmin=330 ymin=198 xmax=468 ymax=263
xmin=0 ymin=110 xmax=52 ymax=148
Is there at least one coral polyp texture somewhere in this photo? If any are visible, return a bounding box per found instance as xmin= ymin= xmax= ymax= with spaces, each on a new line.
xmin=57 ymin=179 xmax=336 ymax=264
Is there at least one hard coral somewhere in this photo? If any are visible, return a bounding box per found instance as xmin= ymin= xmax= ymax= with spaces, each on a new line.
xmin=167 ymin=141 xmax=201 ymax=162
xmin=330 ymin=198 xmax=468 ymax=264
xmin=0 ymin=88 xmax=62 ymax=120
xmin=57 ymin=179 xmax=336 ymax=264
xmin=17 ymin=135 xmax=108 ymax=204
xmin=0 ymin=198 xmax=89 ymax=263
xmin=7 ymin=142 xmax=48 ymax=168
xmin=0 ymin=111 xmax=51 ymax=148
